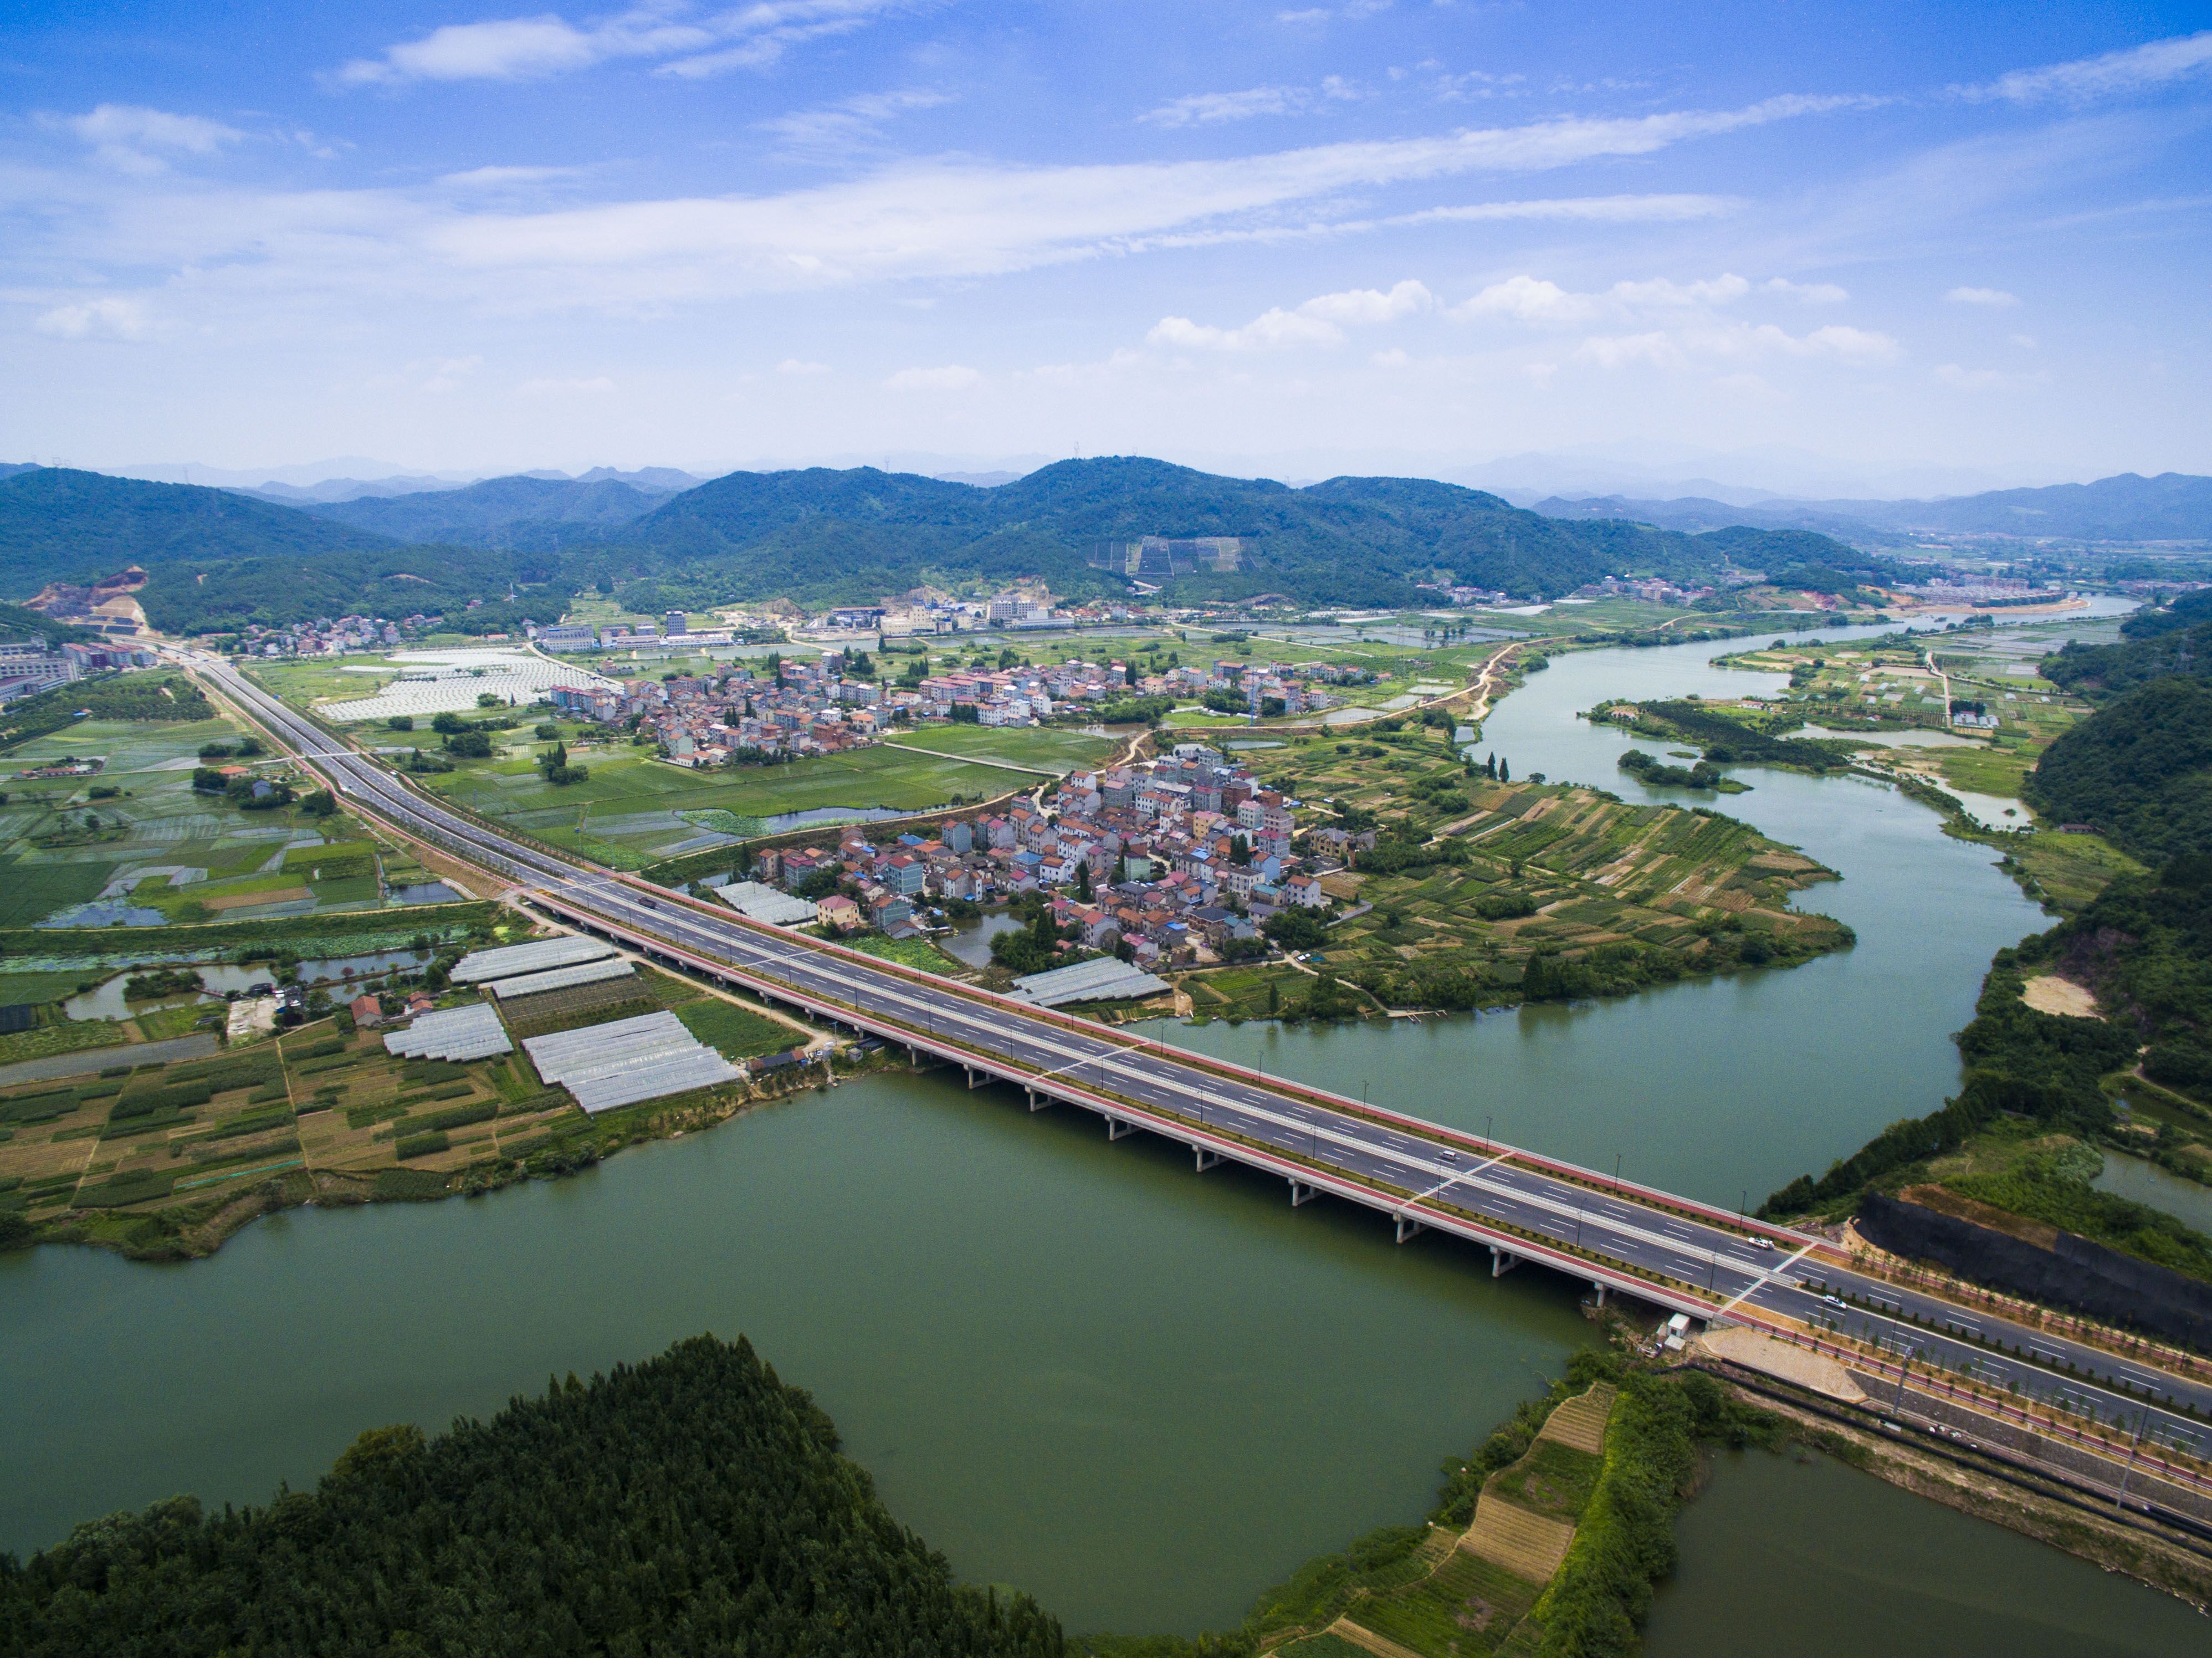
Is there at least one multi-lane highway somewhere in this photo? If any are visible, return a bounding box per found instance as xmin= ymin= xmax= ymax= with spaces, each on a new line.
xmin=196 ymin=652 xmax=2212 ymax=1455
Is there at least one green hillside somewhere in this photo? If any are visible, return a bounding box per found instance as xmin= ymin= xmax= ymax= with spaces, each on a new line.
xmin=589 ymin=455 xmax=1879 ymax=608
xmin=0 ymin=467 xmax=392 ymax=586
xmin=0 ymin=457 xmax=1885 ymax=626
xmin=298 ymin=473 xmax=672 ymax=549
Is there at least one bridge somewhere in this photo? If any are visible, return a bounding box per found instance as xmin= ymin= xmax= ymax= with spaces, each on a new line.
xmin=195 ymin=653 xmax=2212 ymax=1459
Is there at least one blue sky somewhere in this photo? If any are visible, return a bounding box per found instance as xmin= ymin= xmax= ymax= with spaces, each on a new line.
xmin=3 ymin=2 xmax=2209 ymax=491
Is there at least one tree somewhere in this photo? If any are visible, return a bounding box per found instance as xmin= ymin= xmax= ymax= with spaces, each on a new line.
xmin=1498 ymin=756 xmax=1510 ymax=782
xmin=1485 ymin=751 xmax=1497 ymax=779
xmin=1075 ymin=860 xmax=1093 ymax=900
xmin=299 ymin=788 xmax=338 ymax=817
xmin=1124 ymin=661 xmax=1138 ymax=687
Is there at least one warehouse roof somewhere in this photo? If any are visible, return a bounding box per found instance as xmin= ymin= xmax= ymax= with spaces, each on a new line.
xmin=453 ymin=935 xmax=617 ymax=984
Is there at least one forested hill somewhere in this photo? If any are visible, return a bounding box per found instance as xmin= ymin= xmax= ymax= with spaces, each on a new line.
xmin=296 ymin=473 xmax=675 ymax=549
xmin=0 ymin=467 xmax=562 ymax=635
xmin=0 ymin=467 xmax=392 ymax=586
xmin=0 ymin=456 xmax=1881 ymax=623
xmin=0 ymin=1333 xmax=1067 ymax=1658
xmin=591 ymin=456 xmax=1880 ymax=608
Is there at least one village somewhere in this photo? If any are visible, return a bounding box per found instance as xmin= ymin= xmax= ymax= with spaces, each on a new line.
xmin=724 ymin=743 xmax=1333 ymax=974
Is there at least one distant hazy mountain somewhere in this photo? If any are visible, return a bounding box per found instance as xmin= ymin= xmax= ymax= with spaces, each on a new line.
xmin=574 ymin=465 xmax=704 ymax=492
xmin=242 ymin=475 xmax=468 ymax=505
xmin=930 ymin=470 xmax=1023 ymax=488
xmin=1534 ymin=494 xmax=1894 ymax=541
xmin=1538 ymin=472 xmax=2212 ymax=545
xmin=291 ymin=474 xmax=678 ymax=550
xmin=1858 ymin=473 xmax=2212 ymax=540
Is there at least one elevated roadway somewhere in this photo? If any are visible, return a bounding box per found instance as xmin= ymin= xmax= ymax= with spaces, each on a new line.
xmin=192 ymin=652 xmax=2212 ymax=1468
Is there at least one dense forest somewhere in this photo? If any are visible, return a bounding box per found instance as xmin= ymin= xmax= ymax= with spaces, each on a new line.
xmin=0 ymin=1334 xmax=1066 ymax=1658
xmin=0 ymin=458 xmax=1883 ymax=625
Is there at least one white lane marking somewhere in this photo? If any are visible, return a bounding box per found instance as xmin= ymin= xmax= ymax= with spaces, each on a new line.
xmin=1718 ymin=1242 xmax=1817 ymax=1315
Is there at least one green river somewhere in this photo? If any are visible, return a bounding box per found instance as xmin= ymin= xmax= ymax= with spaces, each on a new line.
xmin=4 ymin=621 xmax=2205 ymax=1648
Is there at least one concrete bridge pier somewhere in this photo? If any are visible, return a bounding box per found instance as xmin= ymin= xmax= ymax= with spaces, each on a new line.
xmin=1289 ymin=1180 xmax=1317 ymax=1206
xmin=1193 ymin=1146 xmax=1220 ymax=1171
xmin=1590 ymin=1282 xmax=1608 ymax=1307
xmin=1107 ymin=1116 xmax=1135 ymax=1140
xmin=1025 ymin=1086 xmax=1049 ymax=1112
xmin=1491 ymin=1246 xmax=1518 ymax=1277
xmin=965 ymin=1065 xmax=986 ymax=1089
xmin=1395 ymin=1215 xmax=1426 ymax=1245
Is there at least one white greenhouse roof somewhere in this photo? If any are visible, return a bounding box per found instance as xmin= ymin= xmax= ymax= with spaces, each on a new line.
xmin=1006 ymin=956 xmax=1172 ymax=1008
xmin=524 ymin=1010 xmax=741 ymax=1114
xmin=485 ymin=957 xmax=638 ymax=1000
xmin=453 ymin=935 xmax=618 ymax=983
xmin=713 ymin=880 xmax=818 ymax=926
xmin=383 ymin=1001 xmax=513 ymax=1062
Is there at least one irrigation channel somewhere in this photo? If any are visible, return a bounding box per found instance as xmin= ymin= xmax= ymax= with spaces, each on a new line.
xmin=4 ymin=613 xmax=2205 ymax=1646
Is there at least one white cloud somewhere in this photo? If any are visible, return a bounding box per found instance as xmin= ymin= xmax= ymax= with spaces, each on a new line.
xmin=33 ymin=296 xmax=151 ymax=339
xmin=1934 ymin=362 xmax=2049 ymax=390
xmin=1150 ymin=309 xmax=1343 ymax=351
xmin=776 ymin=357 xmax=831 ymax=374
xmin=335 ymin=2 xmax=918 ymax=87
xmin=47 ymin=104 xmax=243 ymax=174
xmin=1139 ymin=78 xmax=1360 ymax=127
xmin=1576 ymin=321 xmax=1900 ymax=369
xmin=1371 ymin=347 xmax=1411 ymax=367
xmin=1298 ymin=279 xmax=1433 ymax=324
xmin=757 ymin=89 xmax=953 ymax=158
xmin=516 ymin=375 xmax=617 ymax=395
xmin=1150 ymin=279 xmax=1431 ymax=351
xmin=885 ymin=364 xmax=980 ymax=390
xmin=1454 ymin=275 xmax=1599 ymax=324
xmin=438 ymin=165 xmax=592 ymax=188
xmin=0 ymin=96 xmax=1852 ymax=331
xmin=2010 ymin=334 xmax=2038 ymax=349
xmin=1763 ymin=277 xmax=1849 ymax=303
xmin=1455 ymin=272 xmax=1866 ymax=333
xmin=1946 ymin=285 xmax=2019 ymax=306
xmin=1608 ymin=273 xmax=1751 ymax=308
xmin=1962 ymin=29 xmax=2212 ymax=104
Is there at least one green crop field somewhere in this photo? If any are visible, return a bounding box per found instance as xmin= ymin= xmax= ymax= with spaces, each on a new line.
xmin=421 ymin=744 xmax=1037 ymax=867
xmin=883 ymin=725 xmax=1117 ymax=771
xmin=672 ymin=997 xmax=801 ymax=1060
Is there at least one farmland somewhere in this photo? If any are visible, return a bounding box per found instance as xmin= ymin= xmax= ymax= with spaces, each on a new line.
xmin=0 ymin=958 xmax=826 ymax=1260
xmin=1241 ymin=723 xmax=1851 ymax=1016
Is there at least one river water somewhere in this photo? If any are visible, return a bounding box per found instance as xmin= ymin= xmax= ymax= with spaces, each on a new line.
xmin=4 ymin=616 xmax=2200 ymax=1646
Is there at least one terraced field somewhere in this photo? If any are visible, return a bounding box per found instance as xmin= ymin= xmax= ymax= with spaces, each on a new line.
xmin=1266 ymin=728 xmax=1849 ymax=1011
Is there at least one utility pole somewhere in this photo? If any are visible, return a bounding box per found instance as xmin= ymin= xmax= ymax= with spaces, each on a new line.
xmin=2118 ymin=1411 xmax=2151 ymax=1512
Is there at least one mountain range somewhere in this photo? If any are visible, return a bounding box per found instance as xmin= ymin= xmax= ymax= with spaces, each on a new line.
xmin=0 ymin=456 xmax=2200 ymax=634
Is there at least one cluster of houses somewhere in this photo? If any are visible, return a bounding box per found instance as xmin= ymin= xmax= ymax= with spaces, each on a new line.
xmin=550 ymin=655 xmax=900 ymax=762
xmin=232 ymin=615 xmax=423 ymax=657
xmin=752 ymin=745 xmax=1337 ymax=969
